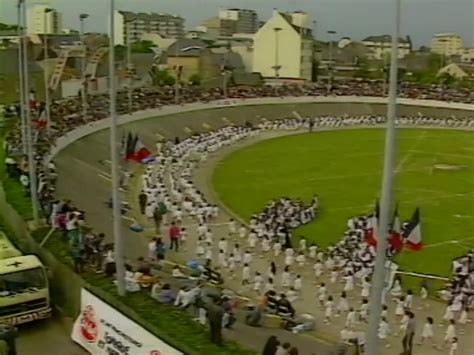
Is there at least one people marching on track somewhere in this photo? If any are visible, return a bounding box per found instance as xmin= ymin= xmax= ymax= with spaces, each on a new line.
xmin=2 ymin=82 xmax=473 ymax=353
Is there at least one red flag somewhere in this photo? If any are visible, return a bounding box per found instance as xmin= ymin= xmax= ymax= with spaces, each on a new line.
xmin=389 ymin=205 xmax=404 ymax=253
xmin=365 ymin=200 xmax=379 ymax=246
xmin=405 ymin=208 xmax=423 ymax=251
xmin=132 ymin=138 xmax=152 ymax=162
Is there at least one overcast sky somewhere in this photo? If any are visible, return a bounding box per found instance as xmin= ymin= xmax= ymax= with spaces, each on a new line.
xmin=1 ymin=0 xmax=472 ymax=47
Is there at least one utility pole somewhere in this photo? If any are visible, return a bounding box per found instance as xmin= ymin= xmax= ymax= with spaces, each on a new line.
xmin=365 ymin=1 xmax=401 ymax=354
xmin=16 ymin=0 xmax=27 ymax=154
xmin=109 ymin=0 xmax=126 ymax=297
xmin=43 ymin=8 xmax=53 ymax=131
xmin=79 ymin=14 xmax=89 ymax=120
xmin=21 ymin=0 xmax=40 ymax=222
xmin=126 ymin=19 xmax=133 ymax=113
xmin=327 ymin=30 xmax=337 ymax=94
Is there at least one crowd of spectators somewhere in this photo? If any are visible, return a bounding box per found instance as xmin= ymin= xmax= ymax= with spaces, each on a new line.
xmin=1 ymin=81 xmax=473 ymax=351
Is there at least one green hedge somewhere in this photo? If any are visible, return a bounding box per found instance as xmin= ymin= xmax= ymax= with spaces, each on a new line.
xmin=28 ymin=228 xmax=256 ymax=355
xmin=0 ymin=127 xmax=33 ymax=219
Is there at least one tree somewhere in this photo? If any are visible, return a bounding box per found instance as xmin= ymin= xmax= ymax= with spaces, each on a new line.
xmin=131 ymin=40 xmax=156 ymax=53
xmin=188 ymin=74 xmax=201 ymax=86
xmin=311 ymin=59 xmax=320 ymax=82
xmin=150 ymin=68 xmax=175 ymax=86
xmin=0 ymin=23 xmax=18 ymax=31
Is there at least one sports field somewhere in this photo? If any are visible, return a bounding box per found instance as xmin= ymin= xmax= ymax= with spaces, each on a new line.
xmin=213 ymin=128 xmax=474 ymax=277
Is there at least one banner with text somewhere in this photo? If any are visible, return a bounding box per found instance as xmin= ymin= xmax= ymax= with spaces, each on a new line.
xmin=71 ymin=288 xmax=183 ymax=355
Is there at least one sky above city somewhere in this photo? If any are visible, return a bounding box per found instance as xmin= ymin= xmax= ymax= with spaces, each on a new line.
xmin=1 ymin=0 xmax=472 ymax=47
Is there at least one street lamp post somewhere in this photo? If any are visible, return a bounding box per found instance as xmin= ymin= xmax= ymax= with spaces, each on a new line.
xmin=273 ymin=27 xmax=282 ymax=79
xmin=125 ymin=19 xmax=133 ymax=113
xmin=79 ymin=14 xmax=89 ymax=120
xmin=43 ymin=8 xmax=53 ymax=131
xmin=327 ymin=30 xmax=337 ymax=94
xmin=20 ymin=0 xmax=40 ymax=222
xmin=109 ymin=0 xmax=126 ymax=297
xmin=16 ymin=0 xmax=27 ymax=154
xmin=365 ymin=1 xmax=401 ymax=355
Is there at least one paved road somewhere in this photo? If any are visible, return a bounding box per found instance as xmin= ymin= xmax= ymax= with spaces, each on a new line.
xmin=16 ymin=315 xmax=86 ymax=354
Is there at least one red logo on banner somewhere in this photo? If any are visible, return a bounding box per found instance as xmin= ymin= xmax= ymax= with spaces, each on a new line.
xmin=80 ymin=305 xmax=98 ymax=343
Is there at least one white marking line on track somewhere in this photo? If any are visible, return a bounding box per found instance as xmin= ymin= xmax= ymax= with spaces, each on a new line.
xmin=395 ymin=130 xmax=427 ymax=173
xmin=424 ymin=237 xmax=474 ymax=249
xmin=410 ymin=151 xmax=474 ymax=159
xmin=73 ymin=158 xmax=111 ymax=177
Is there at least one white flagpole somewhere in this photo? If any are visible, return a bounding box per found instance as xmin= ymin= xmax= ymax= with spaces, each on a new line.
xmin=365 ymin=1 xmax=400 ymax=354
xmin=109 ymin=0 xmax=126 ymax=296
xmin=21 ymin=0 xmax=40 ymax=223
xmin=17 ymin=0 xmax=27 ymax=154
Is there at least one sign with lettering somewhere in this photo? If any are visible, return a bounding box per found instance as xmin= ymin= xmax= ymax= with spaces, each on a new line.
xmin=71 ymin=288 xmax=183 ymax=355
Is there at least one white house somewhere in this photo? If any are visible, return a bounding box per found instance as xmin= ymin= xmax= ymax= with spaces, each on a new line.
xmin=252 ymin=10 xmax=313 ymax=81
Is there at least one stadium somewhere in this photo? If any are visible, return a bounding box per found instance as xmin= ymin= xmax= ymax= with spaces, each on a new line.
xmin=41 ymin=96 xmax=472 ymax=354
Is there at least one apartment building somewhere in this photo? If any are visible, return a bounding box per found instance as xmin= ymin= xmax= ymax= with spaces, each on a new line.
xmin=431 ymin=33 xmax=464 ymax=56
xmin=362 ymin=35 xmax=412 ymax=60
xmin=114 ymin=11 xmax=184 ymax=46
xmin=27 ymin=4 xmax=62 ymax=35
xmin=218 ymin=8 xmax=259 ymax=34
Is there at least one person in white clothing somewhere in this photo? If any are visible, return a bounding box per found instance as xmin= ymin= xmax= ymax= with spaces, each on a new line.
xmin=218 ymin=237 xmax=228 ymax=254
xmin=228 ymin=218 xmax=236 ymax=235
xmin=284 ymin=248 xmax=294 ymax=266
xmin=313 ymin=261 xmax=323 ymax=279
xmin=238 ymin=225 xmax=247 ymax=239
xmin=346 ymin=308 xmax=357 ymax=328
xmin=293 ymin=274 xmax=303 ymax=292
xmin=273 ymin=241 xmax=282 ymax=257
xmin=281 ymin=266 xmax=291 ymax=288
xmin=444 ymin=319 xmax=456 ymax=347
xmin=243 ymin=250 xmax=252 ymax=265
xmin=324 ymin=296 xmax=334 ymax=324
xmin=449 ymin=337 xmax=458 ymax=355
xmin=308 ymin=243 xmax=318 ymax=259
xmin=418 ymin=316 xmax=434 ymax=345
xmin=253 ymin=272 xmax=263 ymax=293
xmin=318 ymin=282 xmax=327 ymax=307
xmin=147 ymin=238 xmax=157 ymax=260
xmin=296 ymin=252 xmax=306 ymax=267
xmin=241 ymin=263 xmax=250 ymax=285
xmin=378 ymin=317 xmax=391 ymax=348
xmin=336 ymin=291 xmax=349 ymax=315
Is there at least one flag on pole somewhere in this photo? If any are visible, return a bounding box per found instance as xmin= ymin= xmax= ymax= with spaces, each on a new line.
xmin=405 ymin=208 xmax=423 ymax=251
xmin=366 ymin=199 xmax=380 ymax=246
xmin=388 ymin=204 xmax=404 ymax=253
xmin=131 ymin=138 xmax=153 ymax=162
xmin=125 ymin=133 xmax=137 ymax=161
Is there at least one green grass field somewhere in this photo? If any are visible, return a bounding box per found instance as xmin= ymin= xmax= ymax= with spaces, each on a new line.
xmin=213 ymin=128 xmax=474 ymax=277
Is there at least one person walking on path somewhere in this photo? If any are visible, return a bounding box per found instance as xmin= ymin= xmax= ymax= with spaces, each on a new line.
xmin=262 ymin=335 xmax=280 ymax=355
xmin=152 ymin=206 xmax=163 ymax=233
xmin=207 ymin=297 xmax=224 ymax=346
xmin=168 ymin=222 xmax=181 ymax=252
xmin=401 ymin=311 xmax=416 ymax=355
xmin=138 ymin=191 xmax=147 ymax=214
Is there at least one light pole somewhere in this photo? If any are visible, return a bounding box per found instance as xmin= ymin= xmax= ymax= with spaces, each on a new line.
xmin=125 ymin=19 xmax=133 ymax=113
xmin=20 ymin=0 xmax=40 ymax=222
xmin=327 ymin=30 xmax=337 ymax=94
xmin=16 ymin=0 xmax=27 ymax=154
xmin=109 ymin=0 xmax=126 ymax=297
xmin=221 ymin=41 xmax=230 ymax=97
xmin=366 ymin=1 xmax=401 ymax=355
xmin=79 ymin=14 xmax=89 ymax=120
xmin=43 ymin=8 xmax=53 ymax=131
xmin=272 ymin=27 xmax=282 ymax=79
